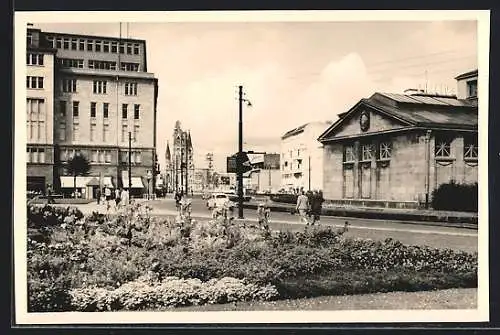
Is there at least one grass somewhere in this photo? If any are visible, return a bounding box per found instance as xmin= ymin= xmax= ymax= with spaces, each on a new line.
xmin=170 ymin=288 xmax=477 ymax=311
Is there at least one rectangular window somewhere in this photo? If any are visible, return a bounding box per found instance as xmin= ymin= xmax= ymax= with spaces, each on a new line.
xmin=38 ymin=149 xmax=45 ymax=163
xmin=99 ymin=151 xmax=105 ymax=163
xmin=135 ymin=151 xmax=142 ymax=164
xmin=120 ymin=62 xmax=140 ymax=72
xmin=91 ymin=150 xmax=98 ymax=163
xmin=63 ymin=38 xmax=70 ymax=49
xmin=464 ymin=135 xmax=478 ymax=160
xmin=343 ymin=145 xmax=355 ymax=163
xmin=31 ymin=148 xmax=38 ymax=163
xmin=72 ymin=101 xmax=79 ymax=117
xmin=72 ymin=123 xmax=79 ymax=141
xmin=467 ymin=80 xmax=478 ymax=98
xmin=361 ymin=144 xmax=374 ymax=161
xmin=111 ymin=42 xmax=118 ymax=53
xmin=378 ymin=142 xmax=392 ymax=160
xmin=126 ymin=43 xmax=132 ymax=54
xmin=90 ymin=123 xmax=96 ymax=142
xmin=133 ymin=124 xmax=139 ymax=141
xmin=103 ymin=123 xmax=109 ymax=142
xmin=103 ymin=41 xmax=110 ymax=52
xmin=122 ymin=104 xmax=128 ymax=119
xmin=79 ymin=39 xmax=85 ymax=51
xmin=133 ymin=44 xmax=140 ymax=55
xmin=59 ymin=101 xmax=66 ymax=117
xmin=27 ymin=53 xmax=44 ymax=66
xmin=95 ymin=40 xmax=102 ymax=52
xmin=103 ymin=103 xmax=109 ymax=118
xmin=59 ymin=123 xmax=66 ymax=141
xmin=26 ymin=76 xmax=44 ymax=89
xmin=435 ymin=135 xmax=452 ymax=158
xmin=90 ymin=102 xmax=96 ymax=118
xmin=88 ymin=60 xmax=117 ymax=70
xmin=47 ymin=36 xmax=55 ymax=48
xmin=119 ymin=43 xmax=125 ymax=54
xmin=124 ymin=82 xmax=138 ymax=96
xmin=86 ymin=39 xmax=93 ymax=51
xmin=121 ymin=124 xmax=128 ymax=142
xmin=27 ymin=32 xmax=33 ymax=46
xmin=62 ymin=79 xmax=77 ymax=93
xmin=105 ymin=151 xmax=111 ymax=163
xmin=134 ymin=104 xmax=140 ymax=119
xmin=59 ymin=58 xmax=84 ymax=69
xmin=71 ymin=38 xmax=77 ymax=50
xmin=56 ymin=37 xmax=62 ymax=48
xmin=93 ymin=80 xmax=107 ymax=94
xmin=26 ymin=148 xmax=30 ymax=163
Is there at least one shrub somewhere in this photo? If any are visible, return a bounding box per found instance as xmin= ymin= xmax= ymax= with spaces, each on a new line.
xmin=431 ymin=181 xmax=478 ymax=212
xmin=69 ymin=276 xmax=279 ymax=311
xmin=269 ymin=194 xmax=298 ymax=204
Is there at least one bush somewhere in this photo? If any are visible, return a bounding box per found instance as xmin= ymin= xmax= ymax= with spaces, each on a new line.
xmin=431 ymin=181 xmax=478 ymax=212
xmin=269 ymin=194 xmax=298 ymax=204
xmin=27 ymin=203 xmax=478 ymax=311
xmin=69 ymin=276 xmax=279 ymax=311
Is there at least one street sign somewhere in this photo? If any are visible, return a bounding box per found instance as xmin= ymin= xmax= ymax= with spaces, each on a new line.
xmin=226 ymin=152 xmax=252 ymax=173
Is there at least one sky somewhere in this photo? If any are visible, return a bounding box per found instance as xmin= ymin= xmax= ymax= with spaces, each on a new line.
xmin=34 ymin=19 xmax=478 ymax=172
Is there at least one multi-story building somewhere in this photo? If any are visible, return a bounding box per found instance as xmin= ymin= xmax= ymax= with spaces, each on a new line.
xmin=25 ymin=26 xmax=159 ymax=198
xmin=247 ymin=153 xmax=281 ymax=193
xmin=165 ymin=121 xmax=195 ymax=194
xmin=455 ymin=69 xmax=478 ymax=105
xmin=280 ymin=121 xmax=333 ymax=192
xmin=318 ymin=70 xmax=478 ymax=208
xmin=26 ymin=29 xmax=57 ymax=193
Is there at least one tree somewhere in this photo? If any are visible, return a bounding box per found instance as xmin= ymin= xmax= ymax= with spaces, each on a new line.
xmin=65 ymin=153 xmax=91 ymax=198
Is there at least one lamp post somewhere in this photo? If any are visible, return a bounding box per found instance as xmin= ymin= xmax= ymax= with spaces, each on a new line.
xmin=128 ymin=131 xmax=132 ymax=204
xmin=237 ymin=85 xmax=252 ymax=219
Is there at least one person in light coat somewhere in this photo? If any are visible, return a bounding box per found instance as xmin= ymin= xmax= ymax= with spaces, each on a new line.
xmin=295 ymin=190 xmax=310 ymax=225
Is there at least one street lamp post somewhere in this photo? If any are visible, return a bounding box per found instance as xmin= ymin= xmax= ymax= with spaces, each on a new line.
xmin=128 ymin=131 xmax=132 ymax=204
xmin=237 ymin=85 xmax=244 ymax=219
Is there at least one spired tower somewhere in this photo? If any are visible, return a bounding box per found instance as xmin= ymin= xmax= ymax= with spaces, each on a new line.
xmin=170 ymin=121 xmax=194 ymax=193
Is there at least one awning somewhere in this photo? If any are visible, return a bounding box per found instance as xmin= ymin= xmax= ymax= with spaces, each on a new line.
xmin=122 ymin=177 xmax=144 ymax=189
xmin=60 ymin=176 xmax=92 ymax=188
xmin=86 ymin=177 xmax=100 ymax=187
xmin=102 ymin=177 xmax=114 ymax=188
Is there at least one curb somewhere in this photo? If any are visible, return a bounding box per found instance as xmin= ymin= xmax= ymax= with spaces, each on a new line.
xmin=242 ymin=203 xmax=478 ymax=228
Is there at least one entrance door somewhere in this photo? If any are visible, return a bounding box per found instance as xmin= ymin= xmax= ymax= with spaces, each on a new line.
xmin=359 ymin=163 xmax=371 ymax=199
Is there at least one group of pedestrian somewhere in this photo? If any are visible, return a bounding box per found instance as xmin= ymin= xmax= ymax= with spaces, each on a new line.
xmin=295 ymin=189 xmax=324 ymax=225
xmin=175 ymin=191 xmax=193 ymax=219
xmin=97 ymin=187 xmax=129 ymax=211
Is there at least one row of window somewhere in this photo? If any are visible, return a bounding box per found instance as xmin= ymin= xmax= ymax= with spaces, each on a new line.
xmin=341 ymin=137 xmax=478 ymax=163
xmin=60 ymin=100 xmax=141 ymax=120
xmin=60 ymin=79 xmax=138 ymax=96
xmin=26 ymin=76 xmax=44 ymax=89
xmin=343 ymin=142 xmax=393 ymax=163
xmin=27 ymin=53 xmax=44 ymax=66
xmin=46 ymin=35 xmax=141 ymax=55
xmin=27 ymin=99 xmax=46 ymax=142
xmin=59 ymin=121 xmax=140 ymax=143
xmin=60 ymin=149 xmax=142 ymax=164
xmin=26 ymin=148 xmax=46 ymax=163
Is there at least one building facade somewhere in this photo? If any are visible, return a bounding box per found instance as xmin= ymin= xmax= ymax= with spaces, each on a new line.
xmin=280 ymin=121 xmax=332 ymax=192
xmin=247 ymin=153 xmax=281 ymax=193
xmin=455 ymin=69 xmax=478 ymax=105
xmin=318 ymin=73 xmax=478 ymax=208
xmin=26 ymin=27 xmax=159 ymax=198
xmin=165 ymin=121 xmax=195 ymax=194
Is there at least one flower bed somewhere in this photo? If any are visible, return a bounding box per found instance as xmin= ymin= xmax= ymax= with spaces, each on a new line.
xmin=26 ymin=204 xmax=478 ymax=312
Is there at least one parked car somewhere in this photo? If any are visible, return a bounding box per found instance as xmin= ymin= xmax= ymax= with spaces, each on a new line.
xmin=206 ymin=193 xmax=235 ymax=209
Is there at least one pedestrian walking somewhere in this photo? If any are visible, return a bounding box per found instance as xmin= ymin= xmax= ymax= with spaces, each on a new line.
xmin=115 ymin=188 xmax=121 ymax=209
xmin=121 ymin=188 xmax=129 ymax=207
xmin=104 ymin=187 xmax=112 ymax=211
xmin=96 ymin=188 xmax=101 ymax=205
xmin=310 ymin=190 xmax=325 ymax=225
xmin=295 ymin=190 xmax=310 ymax=225
xmin=46 ymin=184 xmax=55 ymax=204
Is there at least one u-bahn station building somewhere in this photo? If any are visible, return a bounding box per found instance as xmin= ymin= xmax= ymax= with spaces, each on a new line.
xmin=318 ymin=70 xmax=478 ymax=209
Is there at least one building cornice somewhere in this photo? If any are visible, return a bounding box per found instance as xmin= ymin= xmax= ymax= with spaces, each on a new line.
xmin=58 ymin=68 xmax=156 ymax=81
